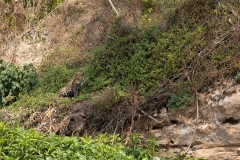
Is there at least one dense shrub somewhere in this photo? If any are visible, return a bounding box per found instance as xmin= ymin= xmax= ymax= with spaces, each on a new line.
xmin=0 ymin=123 xmax=154 ymax=159
xmin=84 ymin=25 xmax=163 ymax=94
xmin=0 ymin=60 xmax=37 ymax=106
xmin=84 ymin=0 xmax=240 ymax=98
xmin=83 ymin=21 xmax=203 ymax=95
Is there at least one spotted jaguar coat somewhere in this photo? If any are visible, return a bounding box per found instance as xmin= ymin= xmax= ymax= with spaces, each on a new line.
xmin=58 ymin=72 xmax=84 ymax=98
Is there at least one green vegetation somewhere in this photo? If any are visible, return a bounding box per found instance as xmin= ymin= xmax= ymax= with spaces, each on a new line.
xmin=0 ymin=122 xmax=206 ymax=159
xmin=39 ymin=47 xmax=85 ymax=93
xmin=2 ymin=0 xmax=66 ymax=26
xmin=167 ymin=92 xmax=191 ymax=110
xmin=0 ymin=60 xmax=37 ymax=107
xmin=8 ymin=46 xmax=86 ymax=108
xmin=235 ymin=74 xmax=240 ymax=84
xmin=2 ymin=0 xmax=11 ymax=3
xmin=84 ymin=0 xmax=240 ymax=99
xmin=4 ymin=0 xmax=239 ymax=111
xmin=39 ymin=64 xmax=79 ymax=93
xmin=1 ymin=0 xmax=238 ymax=120
xmin=83 ymin=20 xmax=201 ymax=95
xmin=0 ymin=122 xmax=154 ymax=159
xmin=0 ymin=48 xmax=87 ymax=131
xmin=140 ymin=0 xmax=156 ymax=9
xmin=140 ymin=0 xmax=156 ymax=15
xmin=1 ymin=0 xmax=240 ymax=159
xmin=3 ymin=0 xmax=65 ymax=13
xmin=84 ymin=24 xmax=163 ymax=94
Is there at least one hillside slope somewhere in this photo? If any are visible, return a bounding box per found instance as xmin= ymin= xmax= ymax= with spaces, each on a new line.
xmin=1 ymin=0 xmax=240 ymax=159
xmin=0 ymin=0 xmax=142 ymax=66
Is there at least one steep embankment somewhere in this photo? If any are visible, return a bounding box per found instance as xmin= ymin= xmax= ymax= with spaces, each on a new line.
xmin=1 ymin=0 xmax=240 ymax=159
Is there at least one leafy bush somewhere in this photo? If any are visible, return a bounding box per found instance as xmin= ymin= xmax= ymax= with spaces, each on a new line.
xmin=45 ymin=0 xmax=65 ymax=12
xmin=0 ymin=123 xmax=154 ymax=159
xmin=235 ymin=75 xmax=240 ymax=84
xmin=0 ymin=60 xmax=37 ymax=106
xmin=7 ymin=47 xmax=86 ymax=109
xmin=140 ymin=0 xmax=156 ymax=15
xmin=39 ymin=64 xmax=79 ymax=93
xmin=140 ymin=0 xmax=156 ymax=9
xmin=167 ymin=92 xmax=191 ymax=110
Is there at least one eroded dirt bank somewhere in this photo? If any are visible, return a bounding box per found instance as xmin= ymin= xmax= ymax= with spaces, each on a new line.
xmin=70 ymin=79 xmax=240 ymax=160
xmin=0 ymin=0 xmax=143 ymax=67
xmin=2 ymin=78 xmax=237 ymax=159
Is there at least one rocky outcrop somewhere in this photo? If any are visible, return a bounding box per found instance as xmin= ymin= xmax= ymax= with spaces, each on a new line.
xmin=151 ymin=79 xmax=240 ymax=159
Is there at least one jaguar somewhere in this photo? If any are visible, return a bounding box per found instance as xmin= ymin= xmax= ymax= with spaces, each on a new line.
xmin=58 ymin=72 xmax=84 ymax=98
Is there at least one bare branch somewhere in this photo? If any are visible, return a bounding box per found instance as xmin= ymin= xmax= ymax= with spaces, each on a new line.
xmin=140 ymin=110 xmax=166 ymax=124
xmin=108 ymin=0 xmax=119 ymax=17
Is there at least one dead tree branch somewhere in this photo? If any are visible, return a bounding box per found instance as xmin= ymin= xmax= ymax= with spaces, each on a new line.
xmin=108 ymin=0 xmax=120 ymax=17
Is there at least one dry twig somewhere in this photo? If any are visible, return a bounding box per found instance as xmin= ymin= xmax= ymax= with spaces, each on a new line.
xmin=140 ymin=110 xmax=167 ymax=124
xmin=182 ymin=92 xmax=199 ymax=154
xmin=108 ymin=0 xmax=120 ymax=17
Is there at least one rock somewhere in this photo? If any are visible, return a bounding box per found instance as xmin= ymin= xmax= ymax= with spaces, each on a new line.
xmin=223 ymin=87 xmax=237 ymax=96
xmin=154 ymin=138 xmax=171 ymax=145
xmin=153 ymin=80 xmax=240 ymax=159
xmin=170 ymin=148 xmax=182 ymax=153
xmin=210 ymin=90 xmax=224 ymax=101
xmin=193 ymin=147 xmax=240 ymax=160
xmin=192 ymin=145 xmax=202 ymax=150
xmin=236 ymin=148 xmax=240 ymax=155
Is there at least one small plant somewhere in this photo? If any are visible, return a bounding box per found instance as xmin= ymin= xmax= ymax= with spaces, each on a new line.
xmin=167 ymin=92 xmax=191 ymax=110
xmin=140 ymin=0 xmax=156 ymax=9
xmin=140 ymin=0 xmax=156 ymax=15
xmin=236 ymin=75 xmax=240 ymax=84
xmin=0 ymin=60 xmax=37 ymax=107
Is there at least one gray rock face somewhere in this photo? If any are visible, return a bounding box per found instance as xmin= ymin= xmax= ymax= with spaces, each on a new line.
xmin=151 ymin=79 xmax=240 ymax=160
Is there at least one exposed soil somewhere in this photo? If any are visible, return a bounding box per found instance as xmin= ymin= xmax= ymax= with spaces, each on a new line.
xmin=0 ymin=0 xmax=143 ymax=67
